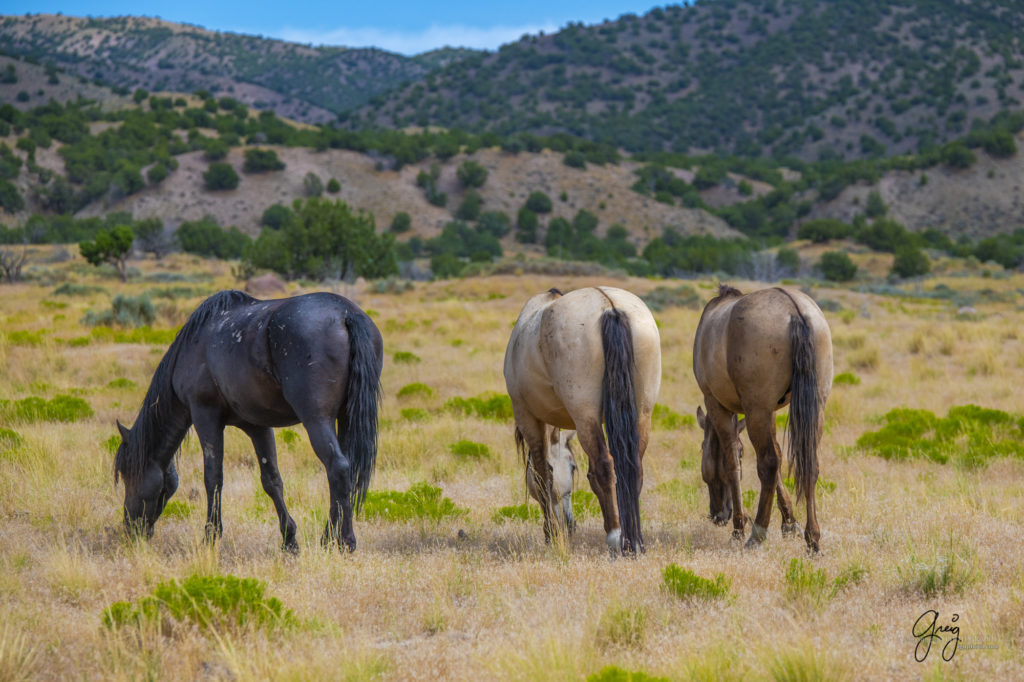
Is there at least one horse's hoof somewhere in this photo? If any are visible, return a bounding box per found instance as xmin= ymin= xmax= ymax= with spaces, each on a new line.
xmin=730 ymin=528 xmax=744 ymax=542
xmin=283 ymin=540 xmax=299 ymax=555
xmin=711 ymin=515 xmax=729 ymax=527
xmin=781 ymin=521 xmax=802 ymax=537
xmin=745 ymin=524 xmax=767 ymax=549
xmin=606 ymin=529 xmax=621 ymax=556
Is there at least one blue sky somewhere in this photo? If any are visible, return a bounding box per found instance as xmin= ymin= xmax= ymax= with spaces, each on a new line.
xmin=5 ymin=1 xmax=668 ymax=55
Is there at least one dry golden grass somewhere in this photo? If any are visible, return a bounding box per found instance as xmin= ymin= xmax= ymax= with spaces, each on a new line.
xmin=2 ymin=250 xmax=1023 ymax=680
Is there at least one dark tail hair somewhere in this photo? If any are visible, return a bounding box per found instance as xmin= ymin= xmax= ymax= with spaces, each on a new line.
xmin=340 ymin=312 xmax=382 ymax=511
xmin=787 ymin=313 xmax=820 ymax=504
xmin=600 ymin=308 xmax=643 ymax=553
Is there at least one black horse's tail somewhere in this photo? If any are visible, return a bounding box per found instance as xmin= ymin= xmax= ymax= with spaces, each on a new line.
xmin=600 ymin=307 xmax=643 ymax=553
xmin=340 ymin=312 xmax=382 ymax=511
xmin=786 ymin=312 xmax=821 ymax=504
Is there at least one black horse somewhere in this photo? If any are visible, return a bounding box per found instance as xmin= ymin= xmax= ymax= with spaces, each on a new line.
xmin=114 ymin=290 xmax=383 ymax=552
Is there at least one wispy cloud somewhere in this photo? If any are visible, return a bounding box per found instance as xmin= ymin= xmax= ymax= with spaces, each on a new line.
xmin=276 ymin=22 xmax=560 ymax=55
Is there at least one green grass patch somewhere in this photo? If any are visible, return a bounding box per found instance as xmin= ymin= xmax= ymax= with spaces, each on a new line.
xmin=0 ymin=427 xmax=24 ymax=452
xmin=784 ymin=557 xmax=830 ymax=608
xmin=653 ymin=479 xmax=700 ymax=507
xmin=662 ymin=563 xmax=730 ymax=601
xmin=652 ymin=403 xmax=695 ymax=430
xmin=103 ymin=434 xmax=120 ymax=454
xmin=107 ymin=377 xmax=138 ymax=390
xmin=88 ymin=325 xmax=178 ymax=345
xmin=392 ymin=350 xmax=421 ymax=364
xmin=40 ymin=299 xmax=69 ymax=310
xmin=397 ymin=382 xmax=434 ymax=399
xmin=360 ymin=482 xmax=468 ymax=522
xmin=596 ymin=603 xmax=647 ymax=650
xmin=449 ymin=439 xmax=490 ymax=458
xmin=400 ymin=408 xmax=430 ymax=421
xmin=492 ymin=490 xmax=600 ymax=524
xmin=781 ymin=476 xmax=836 ymax=494
xmin=279 ymin=429 xmax=301 ymax=447
xmin=444 ymin=392 xmax=513 ymax=421
xmin=0 ymin=395 xmax=93 ymax=423
xmin=2 ymin=330 xmax=46 ymax=346
xmin=102 ymin=574 xmax=296 ymax=632
xmin=588 ymin=667 xmax=668 ymax=682
xmin=856 ymin=404 xmax=1024 ymax=466
xmin=147 ymin=286 xmax=209 ymax=300
xmin=161 ymin=500 xmax=193 ymax=519
xmin=833 ymin=371 xmax=861 ymax=385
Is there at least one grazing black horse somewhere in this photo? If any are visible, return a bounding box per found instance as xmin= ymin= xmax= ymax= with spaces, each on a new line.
xmin=114 ymin=290 xmax=383 ymax=552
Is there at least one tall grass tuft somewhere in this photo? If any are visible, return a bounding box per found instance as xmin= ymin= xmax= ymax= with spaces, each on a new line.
xmin=596 ymin=603 xmax=647 ymax=649
xmin=359 ymin=482 xmax=468 ymax=522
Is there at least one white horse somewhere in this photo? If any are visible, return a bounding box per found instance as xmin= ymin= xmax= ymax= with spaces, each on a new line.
xmin=504 ymin=287 xmax=661 ymax=554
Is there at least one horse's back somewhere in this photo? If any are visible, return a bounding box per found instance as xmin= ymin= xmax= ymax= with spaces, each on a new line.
xmin=695 ymin=287 xmax=832 ymax=414
xmin=505 ymin=287 xmax=660 ymax=428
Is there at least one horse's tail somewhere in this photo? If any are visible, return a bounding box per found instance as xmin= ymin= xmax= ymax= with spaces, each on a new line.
xmin=340 ymin=312 xmax=382 ymax=511
xmin=786 ymin=312 xmax=821 ymax=504
xmin=600 ymin=306 xmax=643 ymax=553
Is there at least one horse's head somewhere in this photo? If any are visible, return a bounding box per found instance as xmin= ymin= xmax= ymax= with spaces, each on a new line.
xmin=549 ymin=428 xmax=577 ymax=529
xmin=696 ymin=406 xmax=745 ymax=525
xmin=115 ymin=420 xmax=178 ymax=539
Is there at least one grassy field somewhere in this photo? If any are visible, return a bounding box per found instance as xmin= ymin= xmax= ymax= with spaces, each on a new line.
xmin=1 ymin=249 xmax=1023 ymax=680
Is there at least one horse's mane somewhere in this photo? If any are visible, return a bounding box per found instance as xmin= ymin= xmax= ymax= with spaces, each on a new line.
xmin=115 ymin=290 xmax=256 ymax=483
xmin=717 ymin=284 xmax=743 ymax=299
xmin=547 ymin=288 xmax=563 ymax=296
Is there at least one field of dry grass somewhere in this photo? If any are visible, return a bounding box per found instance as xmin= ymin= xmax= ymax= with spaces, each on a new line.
xmin=1 ymin=249 xmax=1023 ymax=680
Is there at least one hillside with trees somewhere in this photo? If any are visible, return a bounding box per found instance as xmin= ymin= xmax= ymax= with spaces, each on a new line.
xmin=354 ymin=0 xmax=1024 ymax=160
xmin=0 ymin=14 xmax=476 ymax=123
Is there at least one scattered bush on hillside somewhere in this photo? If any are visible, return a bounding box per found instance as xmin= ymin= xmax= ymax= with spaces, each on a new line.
xmin=456 ymin=160 xmax=488 ymax=188
xmin=818 ymin=251 xmax=858 ymax=282
xmin=177 ymin=216 xmax=251 ymax=259
xmin=242 ymin=148 xmax=285 ymax=173
xmin=203 ymin=162 xmax=239 ymax=190
xmin=83 ymin=294 xmax=156 ymax=328
xmin=79 ymin=225 xmax=134 ymax=281
xmin=890 ymin=245 xmax=931 ymax=278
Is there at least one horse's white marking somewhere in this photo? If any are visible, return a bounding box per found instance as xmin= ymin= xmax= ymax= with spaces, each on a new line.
xmin=606 ymin=529 xmax=621 ymax=554
xmin=261 ymin=457 xmax=267 ymax=464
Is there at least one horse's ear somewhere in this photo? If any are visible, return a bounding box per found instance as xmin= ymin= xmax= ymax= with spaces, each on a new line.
xmin=736 ymin=416 xmax=747 ymax=433
xmin=696 ymin=406 xmax=706 ymax=429
xmin=116 ymin=420 xmax=130 ymax=440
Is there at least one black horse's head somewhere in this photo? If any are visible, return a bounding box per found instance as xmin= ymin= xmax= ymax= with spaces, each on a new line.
xmin=115 ymin=420 xmax=178 ymax=539
xmin=696 ymin=406 xmax=745 ymax=525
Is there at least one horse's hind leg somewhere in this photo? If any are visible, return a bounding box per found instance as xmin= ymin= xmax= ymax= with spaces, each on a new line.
xmin=745 ymin=409 xmax=783 ymax=548
xmin=242 ymin=425 xmax=298 ymax=553
xmin=706 ymin=400 xmax=745 ymax=541
xmin=304 ymin=418 xmax=356 ymax=551
xmin=576 ymin=420 xmax=621 ymax=554
xmin=776 ymin=474 xmax=799 ymax=536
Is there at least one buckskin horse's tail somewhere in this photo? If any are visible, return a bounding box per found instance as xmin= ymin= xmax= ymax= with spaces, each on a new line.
xmin=600 ymin=306 xmax=643 ymax=554
xmin=787 ymin=310 xmax=820 ymax=504
xmin=341 ymin=312 xmax=382 ymax=511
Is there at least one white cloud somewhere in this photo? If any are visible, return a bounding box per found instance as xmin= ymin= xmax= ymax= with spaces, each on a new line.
xmin=276 ymin=22 xmax=560 ymax=55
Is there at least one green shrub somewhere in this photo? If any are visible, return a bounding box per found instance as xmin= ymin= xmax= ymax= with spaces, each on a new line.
xmin=279 ymin=429 xmax=301 ymax=447
xmin=891 ymin=245 xmax=931 ymax=278
xmin=326 ymin=178 xmax=341 ymax=193
xmin=524 ymin=191 xmax=552 ymax=213
xmin=0 ymin=395 xmax=93 ymax=423
xmin=83 ymin=294 xmax=156 ymax=328
xmin=389 ymin=212 xmax=411 ymax=233
xmin=102 ymin=574 xmax=296 ymax=632
xmin=662 ymin=564 xmax=730 ymax=600
xmin=456 ymin=160 xmax=488 ymax=188
xmin=397 ymin=382 xmax=434 ymax=399
xmin=203 ymin=162 xmax=239 ymax=190
xmin=444 ymin=392 xmax=513 ymax=421
xmin=242 ymin=148 xmax=285 ymax=173
xmin=107 ymin=377 xmax=138 ymax=389
xmin=393 ymin=351 xmax=421 ymax=364
xmin=360 ymin=482 xmax=468 ymax=522
xmin=641 ymin=284 xmax=702 ymax=312
xmin=833 ymin=372 xmax=860 ymax=386
xmin=856 ymin=404 xmax=1024 ymax=466
xmin=818 ymin=251 xmax=857 ymax=282
xmin=449 ymin=440 xmax=490 ymax=458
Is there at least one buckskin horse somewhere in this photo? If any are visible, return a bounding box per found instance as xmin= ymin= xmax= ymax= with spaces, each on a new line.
xmin=504 ymin=287 xmax=661 ymax=555
xmin=693 ymin=285 xmax=833 ymax=552
xmin=113 ymin=290 xmax=383 ymax=553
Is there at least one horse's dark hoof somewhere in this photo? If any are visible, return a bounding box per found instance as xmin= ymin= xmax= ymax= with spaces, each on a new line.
xmin=781 ymin=522 xmax=801 ymax=537
xmin=283 ymin=540 xmax=299 ymax=555
xmin=731 ymin=528 xmax=744 ymax=542
xmin=711 ymin=514 xmax=729 ymax=526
